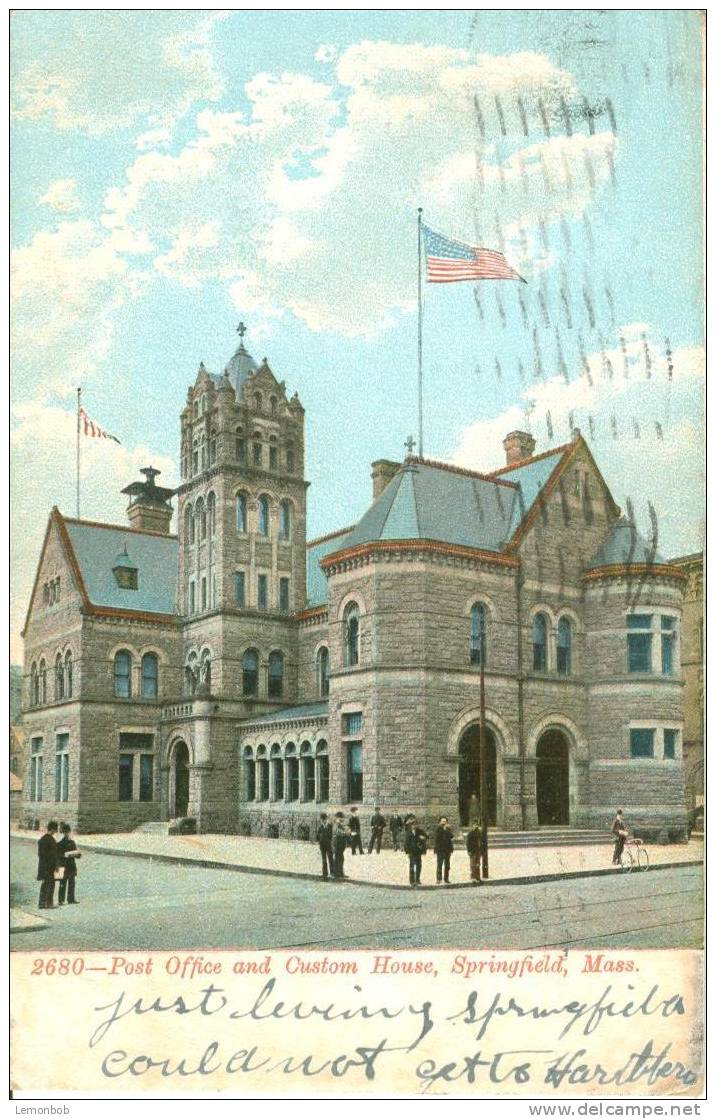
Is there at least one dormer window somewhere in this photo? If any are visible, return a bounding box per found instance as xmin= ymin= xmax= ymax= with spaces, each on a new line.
xmin=113 ymin=547 xmax=139 ymax=590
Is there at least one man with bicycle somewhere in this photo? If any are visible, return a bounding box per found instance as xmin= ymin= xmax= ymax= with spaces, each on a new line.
xmin=611 ymin=808 xmax=629 ymax=865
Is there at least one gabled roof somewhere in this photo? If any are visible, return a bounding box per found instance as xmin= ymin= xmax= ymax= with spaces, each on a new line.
xmin=23 ymin=509 xmax=178 ymax=634
xmin=587 ymin=517 xmax=666 ymax=569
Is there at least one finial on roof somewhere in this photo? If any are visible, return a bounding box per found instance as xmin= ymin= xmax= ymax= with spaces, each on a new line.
xmin=404 ymin=434 xmax=416 ymax=458
xmin=237 ymin=321 xmax=247 ymax=342
xmin=140 ymin=466 xmax=161 ymax=490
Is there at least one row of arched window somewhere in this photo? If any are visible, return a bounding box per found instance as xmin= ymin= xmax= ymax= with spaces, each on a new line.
xmin=30 ymin=652 xmax=73 ymax=706
xmin=468 ymin=603 xmax=574 ymax=675
xmin=114 ymin=651 xmax=159 ymax=699
xmin=243 ymin=741 xmax=329 ymax=803
xmin=185 ymin=493 xmax=216 ymax=545
xmin=236 ymin=493 xmax=292 ymax=540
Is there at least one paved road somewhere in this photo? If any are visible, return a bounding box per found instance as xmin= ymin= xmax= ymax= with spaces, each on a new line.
xmin=11 ymin=839 xmax=702 ymax=952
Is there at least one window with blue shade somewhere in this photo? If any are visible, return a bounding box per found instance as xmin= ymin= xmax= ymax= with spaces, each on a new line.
xmin=470 ymin=603 xmax=486 ymax=666
xmin=342 ymin=712 xmax=362 ymax=736
xmin=532 ymin=613 xmax=548 ymax=672
xmin=627 ymin=615 xmax=652 ymax=673
xmin=557 ymin=617 xmax=572 ymax=675
xmin=661 ymin=617 xmax=675 ymax=676
xmin=258 ymin=496 xmax=269 ymax=535
xmin=139 ymin=754 xmax=154 ymax=801
xmin=114 ymin=650 xmax=132 ymax=697
xmin=663 ymin=729 xmax=677 ymax=760
xmin=630 ymin=728 xmax=655 ymax=758
xmin=236 ymin=492 xmax=247 ymax=533
xmin=347 ymin=743 xmax=363 ymax=802
xmin=55 ymin=734 xmax=69 ymax=802
xmin=118 ymin=754 xmax=133 ymax=800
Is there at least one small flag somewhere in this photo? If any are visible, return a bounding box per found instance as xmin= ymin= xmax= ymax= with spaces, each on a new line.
xmin=79 ymin=406 xmax=120 ymax=443
xmin=423 ymin=225 xmax=525 ymax=284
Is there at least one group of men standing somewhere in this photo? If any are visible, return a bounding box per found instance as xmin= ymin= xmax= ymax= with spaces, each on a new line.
xmin=316 ymin=810 xmax=484 ymax=886
xmin=36 ymin=820 xmax=81 ymax=908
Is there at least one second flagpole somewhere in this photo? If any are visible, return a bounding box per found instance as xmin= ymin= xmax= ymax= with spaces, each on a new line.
xmin=417 ymin=207 xmax=423 ymax=458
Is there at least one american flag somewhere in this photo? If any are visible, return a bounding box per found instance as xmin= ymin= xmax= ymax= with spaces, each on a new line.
xmin=423 ymin=225 xmax=525 ymax=284
xmin=79 ymin=406 xmax=120 ymax=443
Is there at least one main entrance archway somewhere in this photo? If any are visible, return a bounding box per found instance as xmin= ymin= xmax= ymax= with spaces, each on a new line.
xmin=458 ymin=726 xmax=497 ymax=827
xmin=172 ymin=740 xmax=190 ymax=818
xmin=536 ymin=730 xmax=570 ymax=825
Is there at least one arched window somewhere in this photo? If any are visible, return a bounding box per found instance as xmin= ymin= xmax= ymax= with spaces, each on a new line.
xmin=300 ymin=741 xmax=316 ymax=801
xmin=209 ymin=429 xmax=217 ymax=464
xmin=39 ymin=658 xmax=47 ymax=704
xmin=316 ymin=740 xmax=329 ymax=802
xmin=256 ymin=745 xmax=269 ymax=800
xmin=317 ymin=646 xmax=330 ymax=698
xmin=207 ymin=492 xmax=216 ymax=537
xmin=268 ymin=651 xmax=284 ymax=699
xmin=236 ymin=492 xmax=247 ymax=533
xmin=344 ymin=602 xmax=360 ymax=667
xmin=279 ymin=499 xmax=290 ymax=541
xmin=286 ymin=446 xmax=295 ymax=473
xmin=141 ymin=653 xmax=159 ymax=698
xmin=470 ymin=603 xmax=487 ymax=666
xmin=114 ymin=650 xmax=132 ymax=697
xmin=31 ymin=662 xmax=39 ymax=706
xmin=64 ymin=650 xmax=73 ymax=698
xmin=285 ymin=743 xmax=299 ymax=801
xmin=185 ymin=503 xmax=195 ymax=545
xmin=200 ymin=648 xmax=212 ymax=692
xmin=533 ymin=613 xmax=548 ymax=672
xmin=557 ymin=617 xmax=572 ymax=675
xmin=258 ymin=496 xmax=269 ymax=536
xmin=196 ymin=497 xmax=207 ymax=541
xmin=185 ymin=652 xmax=198 ymax=696
xmin=55 ymin=653 xmax=64 ymax=700
xmin=242 ymin=649 xmax=259 ymax=697
xmin=200 ymin=432 xmax=207 ymax=470
xmin=243 ymin=746 xmax=256 ymax=801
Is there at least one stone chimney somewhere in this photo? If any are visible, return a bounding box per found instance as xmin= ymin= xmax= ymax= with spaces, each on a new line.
xmin=371 ymin=459 xmax=401 ymax=501
xmin=121 ymin=466 xmax=174 ymax=535
xmin=502 ymin=431 xmax=536 ymax=466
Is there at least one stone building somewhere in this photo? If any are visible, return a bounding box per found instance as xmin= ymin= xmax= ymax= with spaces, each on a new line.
xmin=669 ymin=553 xmax=703 ymax=815
xmin=20 ymin=331 xmax=689 ymax=839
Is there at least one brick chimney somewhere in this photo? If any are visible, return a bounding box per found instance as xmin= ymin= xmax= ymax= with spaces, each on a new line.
xmin=371 ymin=459 xmax=401 ymax=500
xmin=503 ymin=431 xmax=536 ymax=466
xmin=121 ymin=466 xmax=174 ymax=535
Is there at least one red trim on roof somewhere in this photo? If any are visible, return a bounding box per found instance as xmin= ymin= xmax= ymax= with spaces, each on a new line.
xmin=84 ymin=605 xmax=179 ymax=623
xmin=583 ymin=563 xmax=687 ymax=583
xmin=406 ymin=455 xmax=519 ymax=488
xmin=295 ymin=605 xmax=329 ymax=622
xmin=62 ymin=515 xmax=177 ymax=539
xmin=321 ymin=538 xmax=519 ymax=570
xmin=489 ymin=440 xmax=574 ymax=477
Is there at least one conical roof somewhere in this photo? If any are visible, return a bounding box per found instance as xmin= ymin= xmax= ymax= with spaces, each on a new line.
xmin=587 ymin=517 xmax=666 ymax=569
xmin=223 ymin=343 xmax=258 ymax=396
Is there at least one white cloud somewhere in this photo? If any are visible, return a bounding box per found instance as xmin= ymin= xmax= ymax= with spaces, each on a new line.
xmin=12 ymin=10 xmax=228 ymax=136
xmin=38 ymin=177 xmax=80 ymax=213
xmin=95 ymin=42 xmax=605 ymax=338
xmin=451 ymin=329 xmax=705 ymax=554
xmin=315 ymin=44 xmax=338 ymax=64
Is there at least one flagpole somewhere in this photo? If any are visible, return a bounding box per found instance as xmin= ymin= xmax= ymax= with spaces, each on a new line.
xmin=417 ymin=207 xmax=424 ymax=458
xmin=76 ymin=387 xmax=81 ymax=519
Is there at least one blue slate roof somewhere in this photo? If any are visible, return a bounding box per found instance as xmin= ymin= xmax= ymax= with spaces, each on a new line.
xmin=336 ymin=461 xmax=520 ymax=554
xmin=306 ymin=529 xmax=353 ymax=607
xmin=239 ymin=701 xmax=328 ymax=726
xmin=496 ymin=449 xmax=566 ymax=536
xmin=222 ymin=343 xmax=258 ymax=396
xmin=64 ymin=519 xmax=178 ymax=615
xmin=587 ymin=517 xmax=665 ymax=569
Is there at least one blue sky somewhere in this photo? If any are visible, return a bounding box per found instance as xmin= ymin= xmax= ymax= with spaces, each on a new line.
xmin=10 ymin=10 xmax=703 ymax=657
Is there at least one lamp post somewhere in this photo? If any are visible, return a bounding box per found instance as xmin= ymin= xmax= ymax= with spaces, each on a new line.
xmin=479 ymin=627 xmax=489 ymax=879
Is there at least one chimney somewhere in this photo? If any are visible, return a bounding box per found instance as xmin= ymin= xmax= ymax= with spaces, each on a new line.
xmin=502 ymin=430 xmax=536 ymax=466
xmin=371 ymin=459 xmax=401 ymax=501
xmin=121 ymin=466 xmax=174 ymax=535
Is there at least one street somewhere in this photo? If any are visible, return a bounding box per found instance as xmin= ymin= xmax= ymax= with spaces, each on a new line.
xmin=11 ymin=838 xmax=702 ymax=952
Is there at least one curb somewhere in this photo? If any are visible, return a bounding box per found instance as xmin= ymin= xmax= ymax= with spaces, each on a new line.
xmin=11 ymin=833 xmax=702 ymax=893
xmin=10 ymin=909 xmax=50 ymax=933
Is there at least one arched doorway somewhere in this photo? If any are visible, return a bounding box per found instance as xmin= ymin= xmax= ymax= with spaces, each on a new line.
xmin=458 ymin=726 xmax=497 ymax=827
xmin=172 ymin=740 xmax=190 ymax=817
xmin=536 ymin=730 xmax=570 ymax=825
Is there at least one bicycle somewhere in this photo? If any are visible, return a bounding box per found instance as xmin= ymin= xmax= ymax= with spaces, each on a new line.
xmin=618 ymin=836 xmax=650 ymax=872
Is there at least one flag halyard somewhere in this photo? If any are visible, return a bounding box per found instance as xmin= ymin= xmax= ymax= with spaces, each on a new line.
xmin=423 ymin=224 xmax=525 ymax=283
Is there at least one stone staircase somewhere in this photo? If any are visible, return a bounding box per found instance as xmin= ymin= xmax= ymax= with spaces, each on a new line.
xmin=456 ymin=827 xmax=612 ymax=849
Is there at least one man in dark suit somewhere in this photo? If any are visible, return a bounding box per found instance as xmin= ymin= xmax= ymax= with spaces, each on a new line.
xmin=347 ymin=807 xmax=363 ymax=855
xmin=389 ymin=813 xmax=404 ymax=851
xmin=433 ymin=816 xmax=454 ymax=884
xmin=57 ymin=822 xmax=81 ymax=904
xmin=316 ymin=813 xmax=334 ymax=880
xmin=404 ymin=818 xmax=428 ymax=887
xmin=37 ymin=820 xmax=59 ymax=909
xmin=368 ymin=807 xmax=386 ymax=854
xmin=612 ymin=809 xmax=629 ymax=865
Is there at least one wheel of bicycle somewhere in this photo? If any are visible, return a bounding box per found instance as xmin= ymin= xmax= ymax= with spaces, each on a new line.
xmin=637 ymin=846 xmax=649 ymax=871
xmin=621 ymin=849 xmax=635 ymax=872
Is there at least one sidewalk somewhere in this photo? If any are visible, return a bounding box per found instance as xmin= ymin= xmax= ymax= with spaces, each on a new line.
xmin=11 ymin=829 xmax=703 ymax=890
